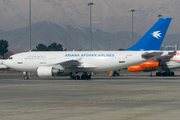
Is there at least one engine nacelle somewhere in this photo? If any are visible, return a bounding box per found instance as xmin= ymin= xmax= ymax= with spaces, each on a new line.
xmin=128 ymin=61 xmax=159 ymax=72
xmin=140 ymin=61 xmax=159 ymax=68
xmin=37 ymin=66 xmax=62 ymax=77
xmin=128 ymin=65 xmax=145 ymax=72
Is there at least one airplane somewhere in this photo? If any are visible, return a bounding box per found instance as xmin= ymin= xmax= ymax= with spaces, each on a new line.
xmin=3 ymin=18 xmax=172 ymax=79
xmin=128 ymin=50 xmax=180 ymax=76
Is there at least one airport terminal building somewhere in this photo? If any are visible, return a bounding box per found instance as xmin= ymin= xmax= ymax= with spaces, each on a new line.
xmin=160 ymin=44 xmax=178 ymax=51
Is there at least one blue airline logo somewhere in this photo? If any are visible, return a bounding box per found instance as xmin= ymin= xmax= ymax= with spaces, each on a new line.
xmin=65 ymin=53 xmax=114 ymax=57
xmin=151 ymin=30 xmax=162 ymax=39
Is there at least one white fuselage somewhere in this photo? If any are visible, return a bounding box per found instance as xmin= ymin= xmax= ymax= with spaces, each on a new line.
xmin=4 ymin=51 xmax=156 ymax=73
xmin=166 ymin=50 xmax=180 ymax=69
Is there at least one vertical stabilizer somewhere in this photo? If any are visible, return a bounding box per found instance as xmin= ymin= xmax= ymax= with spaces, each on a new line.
xmin=125 ymin=18 xmax=172 ymax=51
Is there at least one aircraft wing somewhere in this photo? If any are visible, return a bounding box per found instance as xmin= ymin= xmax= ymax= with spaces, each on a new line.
xmin=156 ymin=56 xmax=173 ymax=63
xmin=77 ymin=63 xmax=97 ymax=68
xmin=143 ymin=54 xmax=175 ymax=71
xmin=55 ymin=58 xmax=97 ymax=69
xmin=141 ymin=51 xmax=175 ymax=62
xmin=60 ymin=59 xmax=80 ymax=66
xmin=156 ymin=51 xmax=176 ymax=63
xmin=54 ymin=58 xmax=82 ymax=69
xmin=141 ymin=52 xmax=163 ymax=59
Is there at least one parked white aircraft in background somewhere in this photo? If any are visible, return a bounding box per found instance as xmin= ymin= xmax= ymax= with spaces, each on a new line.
xmin=0 ymin=60 xmax=7 ymax=69
xmin=128 ymin=50 xmax=180 ymax=76
xmin=2 ymin=18 xmax=172 ymax=79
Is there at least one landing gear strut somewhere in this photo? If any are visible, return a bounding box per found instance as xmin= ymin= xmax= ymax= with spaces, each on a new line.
xmin=23 ymin=72 xmax=29 ymax=79
xmin=69 ymin=68 xmax=81 ymax=80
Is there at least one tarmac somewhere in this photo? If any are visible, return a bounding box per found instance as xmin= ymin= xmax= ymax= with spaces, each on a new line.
xmin=0 ymin=72 xmax=180 ymax=120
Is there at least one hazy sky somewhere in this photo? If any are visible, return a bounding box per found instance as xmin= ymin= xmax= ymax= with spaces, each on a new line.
xmin=0 ymin=0 xmax=179 ymax=35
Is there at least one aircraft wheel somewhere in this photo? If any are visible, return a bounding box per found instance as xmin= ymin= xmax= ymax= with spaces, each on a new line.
xmin=81 ymin=73 xmax=91 ymax=80
xmin=86 ymin=75 xmax=91 ymax=79
xmin=112 ymin=71 xmax=119 ymax=76
xmin=162 ymin=72 xmax=167 ymax=76
xmin=156 ymin=72 xmax=162 ymax=76
xmin=76 ymin=75 xmax=80 ymax=80
xmin=24 ymin=76 xmax=29 ymax=80
xmin=170 ymin=72 xmax=174 ymax=76
xmin=81 ymin=75 xmax=85 ymax=79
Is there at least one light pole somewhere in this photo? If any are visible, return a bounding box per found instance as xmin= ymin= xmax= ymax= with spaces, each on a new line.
xmin=65 ymin=37 xmax=66 ymax=51
xmin=29 ymin=0 xmax=31 ymax=51
xmin=130 ymin=9 xmax=136 ymax=46
xmin=88 ymin=2 xmax=94 ymax=51
xmin=157 ymin=14 xmax=162 ymax=19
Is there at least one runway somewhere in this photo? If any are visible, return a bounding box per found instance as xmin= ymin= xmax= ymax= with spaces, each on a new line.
xmin=0 ymin=73 xmax=180 ymax=120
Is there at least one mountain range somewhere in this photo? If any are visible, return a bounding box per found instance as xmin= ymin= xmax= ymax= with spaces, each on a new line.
xmin=0 ymin=21 xmax=178 ymax=52
xmin=0 ymin=21 xmax=142 ymax=52
xmin=0 ymin=0 xmax=180 ymax=35
xmin=0 ymin=0 xmax=180 ymax=51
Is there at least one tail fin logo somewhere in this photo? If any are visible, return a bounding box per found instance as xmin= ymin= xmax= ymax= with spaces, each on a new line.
xmin=151 ymin=30 xmax=162 ymax=39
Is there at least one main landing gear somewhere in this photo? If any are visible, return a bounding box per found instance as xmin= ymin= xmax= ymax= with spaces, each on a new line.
xmin=80 ymin=72 xmax=91 ymax=79
xmin=70 ymin=72 xmax=91 ymax=80
xmin=156 ymin=70 xmax=174 ymax=76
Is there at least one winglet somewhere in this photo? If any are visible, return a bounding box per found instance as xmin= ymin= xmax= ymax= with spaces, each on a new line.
xmin=125 ymin=18 xmax=172 ymax=51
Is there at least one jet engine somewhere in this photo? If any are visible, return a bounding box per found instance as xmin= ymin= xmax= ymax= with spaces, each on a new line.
xmin=128 ymin=65 xmax=145 ymax=72
xmin=128 ymin=61 xmax=159 ymax=72
xmin=37 ymin=66 xmax=63 ymax=77
xmin=140 ymin=61 xmax=159 ymax=68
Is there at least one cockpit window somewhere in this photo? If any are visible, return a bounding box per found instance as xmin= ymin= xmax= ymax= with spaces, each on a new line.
xmin=8 ymin=57 xmax=13 ymax=60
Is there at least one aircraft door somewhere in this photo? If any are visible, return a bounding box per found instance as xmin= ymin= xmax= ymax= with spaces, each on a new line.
xmin=119 ymin=54 xmax=125 ymax=63
xmin=17 ymin=55 xmax=25 ymax=66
